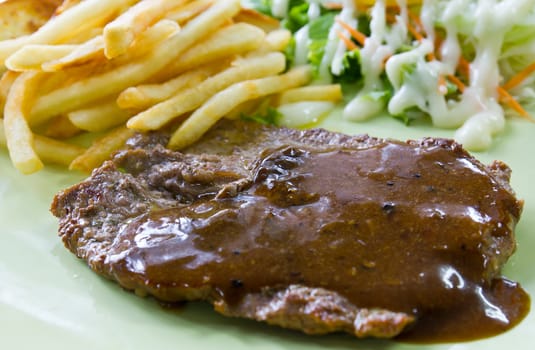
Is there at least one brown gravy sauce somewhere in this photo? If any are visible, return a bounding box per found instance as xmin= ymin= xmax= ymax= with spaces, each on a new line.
xmin=110 ymin=142 xmax=530 ymax=342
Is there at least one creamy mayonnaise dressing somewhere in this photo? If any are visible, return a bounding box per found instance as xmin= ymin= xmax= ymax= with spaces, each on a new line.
xmin=271 ymin=0 xmax=290 ymax=18
xmin=269 ymin=0 xmax=535 ymax=149
xmin=345 ymin=0 xmax=403 ymax=121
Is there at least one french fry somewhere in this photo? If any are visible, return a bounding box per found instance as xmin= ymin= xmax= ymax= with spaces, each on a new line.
xmin=118 ymin=60 xmax=228 ymax=110
xmin=0 ymin=70 xmax=19 ymax=118
xmin=275 ymin=84 xmax=343 ymax=105
xmin=127 ymin=51 xmax=287 ymax=130
xmin=115 ymin=19 xmax=181 ymax=63
xmin=68 ymin=99 xmax=132 ymax=132
xmin=6 ymin=44 xmax=77 ymax=71
xmin=234 ymin=8 xmax=281 ymax=33
xmin=156 ymin=22 xmax=265 ymax=81
xmin=0 ymin=119 xmax=85 ymax=167
xmin=3 ymin=71 xmax=44 ymax=174
xmin=34 ymin=135 xmax=86 ymax=166
xmin=0 ymin=0 xmax=138 ymax=64
xmin=65 ymin=26 xmax=104 ymax=44
xmin=29 ymin=0 xmax=242 ymax=126
xmin=41 ymin=36 xmax=104 ymax=72
xmin=21 ymin=123 xmax=83 ymax=166
xmin=261 ymin=29 xmax=292 ymax=52
xmin=168 ymin=66 xmax=312 ymax=150
xmin=0 ymin=0 xmax=61 ymax=41
xmin=69 ymin=126 xmax=135 ymax=172
xmin=166 ymin=0 xmax=213 ymax=24
xmin=103 ymin=0 xmax=187 ymax=58
xmin=0 ymin=1 xmax=319 ymax=174
xmin=43 ymin=115 xmax=81 ymax=139
xmin=41 ymin=19 xmax=179 ymax=72
xmin=54 ymin=0 xmax=84 ymax=15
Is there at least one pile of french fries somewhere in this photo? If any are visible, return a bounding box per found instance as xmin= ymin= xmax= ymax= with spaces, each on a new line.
xmin=0 ymin=0 xmax=341 ymax=174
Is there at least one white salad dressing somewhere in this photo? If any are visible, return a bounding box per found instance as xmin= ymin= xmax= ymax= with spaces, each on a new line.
xmin=262 ymin=0 xmax=535 ymax=150
xmin=344 ymin=0 xmax=409 ymax=121
xmin=293 ymin=25 xmax=310 ymax=66
xmin=271 ymin=0 xmax=289 ymax=18
xmin=328 ymin=0 xmax=356 ymax=77
xmin=308 ymin=0 xmax=322 ymax=19
xmin=272 ymin=0 xmax=346 ymax=127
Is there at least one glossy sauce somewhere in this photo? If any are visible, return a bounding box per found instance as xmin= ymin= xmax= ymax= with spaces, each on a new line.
xmin=106 ymin=140 xmax=529 ymax=342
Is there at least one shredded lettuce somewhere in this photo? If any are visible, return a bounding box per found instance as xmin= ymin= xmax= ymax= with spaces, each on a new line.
xmin=241 ymin=0 xmax=535 ymax=150
xmin=282 ymin=1 xmax=309 ymax=33
xmin=333 ymin=50 xmax=362 ymax=84
xmin=240 ymin=106 xmax=282 ymax=126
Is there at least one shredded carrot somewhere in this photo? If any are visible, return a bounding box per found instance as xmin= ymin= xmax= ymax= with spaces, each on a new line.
xmin=457 ymin=57 xmax=471 ymax=80
xmin=407 ymin=10 xmax=424 ymax=33
xmin=336 ymin=31 xmax=358 ymax=50
xmin=502 ymin=61 xmax=535 ymax=91
xmin=406 ymin=21 xmax=424 ymax=42
xmin=386 ymin=13 xmax=397 ymax=24
xmin=433 ymin=34 xmax=444 ymax=58
xmin=497 ymin=86 xmax=534 ymax=121
xmin=447 ymin=74 xmax=466 ymax=93
xmin=336 ymin=18 xmax=367 ymax=46
xmin=406 ymin=20 xmax=436 ymax=61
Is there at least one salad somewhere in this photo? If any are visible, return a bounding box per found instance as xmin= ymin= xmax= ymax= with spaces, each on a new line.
xmin=243 ymin=0 xmax=535 ymax=150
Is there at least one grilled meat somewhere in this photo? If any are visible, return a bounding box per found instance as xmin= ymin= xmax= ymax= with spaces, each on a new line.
xmin=51 ymin=120 xmax=528 ymax=342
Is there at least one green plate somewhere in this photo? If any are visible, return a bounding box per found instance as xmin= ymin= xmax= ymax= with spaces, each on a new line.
xmin=1 ymin=111 xmax=533 ymax=350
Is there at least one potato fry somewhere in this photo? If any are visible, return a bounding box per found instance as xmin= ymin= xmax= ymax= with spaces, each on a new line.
xmin=34 ymin=134 xmax=85 ymax=166
xmin=36 ymin=138 xmax=85 ymax=166
xmin=65 ymin=26 xmax=104 ymax=44
xmin=157 ymin=22 xmax=265 ymax=81
xmin=0 ymin=0 xmax=137 ymax=64
xmin=69 ymin=126 xmax=135 ymax=172
xmin=68 ymin=99 xmax=132 ymax=132
xmin=118 ymin=60 xmax=228 ymax=110
xmin=29 ymin=0 xmax=242 ymax=126
xmin=0 ymin=119 xmax=85 ymax=166
xmin=275 ymin=84 xmax=343 ymax=105
xmin=127 ymin=52 xmax=287 ymax=130
xmin=262 ymin=29 xmax=292 ymax=52
xmin=55 ymin=0 xmax=84 ymax=15
xmin=43 ymin=115 xmax=81 ymax=139
xmin=6 ymin=44 xmax=77 ymax=71
xmin=166 ymin=0 xmax=213 ymax=24
xmin=42 ymin=19 xmax=180 ymax=72
xmin=103 ymin=0 xmax=187 ymax=58
xmin=3 ymin=71 xmax=44 ymax=174
xmin=115 ymin=19 xmax=181 ymax=63
xmin=41 ymin=36 xmax=104 ymax=71
xmin=0 ymin=0 xmax=61 ymax=41
xmin=234 ymin=8 xmax=281 ymax=33
xmin=168 ymin=66 xmax=312 ymax=150
xmin=0 ymin=70 xmax=19 ymax=118
xmin=0 ymin=1 xmax=321 ymax=174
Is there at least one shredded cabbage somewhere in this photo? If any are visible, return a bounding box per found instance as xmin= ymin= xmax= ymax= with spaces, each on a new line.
xmin=243 ymin=0 xmax=535 ymax=150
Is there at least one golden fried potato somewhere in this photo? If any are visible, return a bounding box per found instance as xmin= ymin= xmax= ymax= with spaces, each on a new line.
xmin=0 ymin=0 xmax=62 ymax=41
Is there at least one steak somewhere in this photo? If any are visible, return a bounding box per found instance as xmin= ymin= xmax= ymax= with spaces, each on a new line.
xmin=51 ymin=119 xmax=529 ymax=342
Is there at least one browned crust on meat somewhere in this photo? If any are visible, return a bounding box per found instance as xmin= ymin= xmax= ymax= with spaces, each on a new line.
xmin=214 ymin=285 xmax=414 ymax=338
